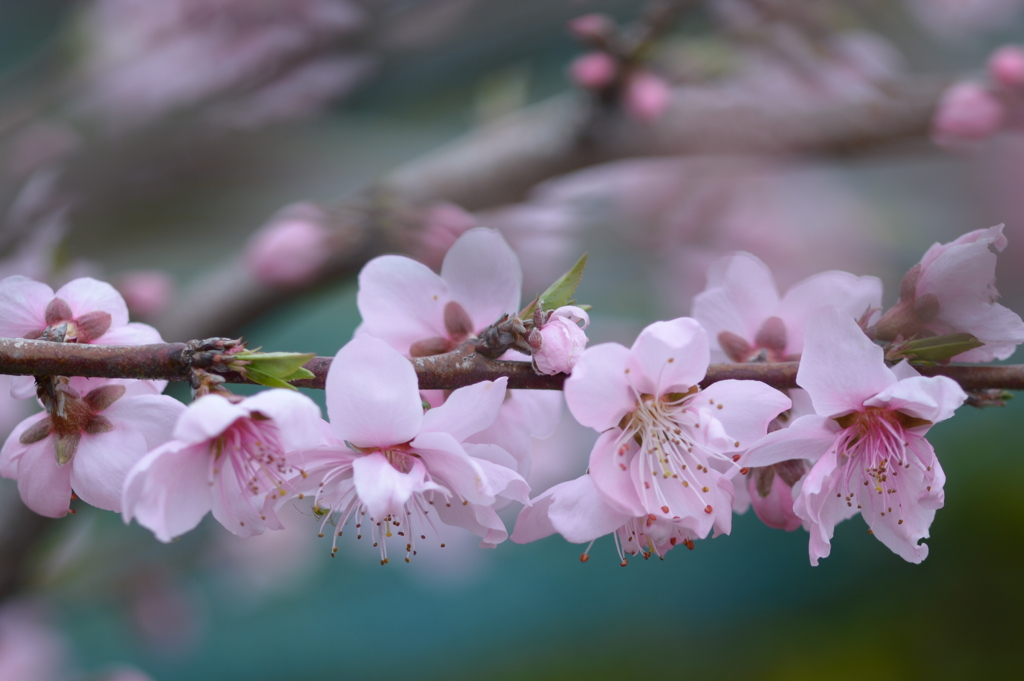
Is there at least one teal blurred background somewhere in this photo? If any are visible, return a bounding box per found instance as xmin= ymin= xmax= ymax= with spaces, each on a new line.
xmin=1 ymin=2 xmax=1023 ymax=680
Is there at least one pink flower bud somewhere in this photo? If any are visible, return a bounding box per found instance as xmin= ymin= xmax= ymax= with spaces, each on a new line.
xmin=244 ymin=208 xmax=333 ymax=287
xmin=568 ymin=52 xmax=618 ymax=91
xmin=532 ymin=306 xmax=589 ymax=375
xmin=568 ymin=13 xmax=616 ymax=42
xmin=988 ymin=45 xmax=1024 ymax=90
xmin=931 ymin=82 xmax=1006 ymax=144
xmin=623 ymin=70 xmax=671 ymax=123
xmin=116 ymin=270 xmax=174 ymax=318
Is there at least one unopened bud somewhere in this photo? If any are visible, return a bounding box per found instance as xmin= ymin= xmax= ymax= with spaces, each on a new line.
xmin=568 ymin=13 xmax=616 ymax=42
xmin=568 ymin=52 xmax=618 ymax=91
xmin=989 ymin=45 xmax=1024 ymax=90
xmin=117 ymin=270 xmax=174 ymax=317
xmin=532 ymin=306 xmax=589 ymax=375
xmin=244 ymin=207 xmax=333 ymax=287
xmin=623 ymin=70 xmax=671 ymax=123
xmin=932 ymin=81 xmax=1005 ymax=144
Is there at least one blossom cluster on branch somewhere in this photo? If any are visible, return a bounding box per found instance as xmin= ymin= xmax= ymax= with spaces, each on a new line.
xmin=1 ymin=224 xmax=1022 ymax=568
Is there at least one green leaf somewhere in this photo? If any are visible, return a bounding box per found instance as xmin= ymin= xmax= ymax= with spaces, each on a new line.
xmin=521 ymin=253 xmax=588 ymax=318
xmin=244 ymin=368 xmax=298 ymax=390
xmin=233 ymin=351 xmax=316 ymax=390
xmin=901 ymin=334 xmax=984 ymax=363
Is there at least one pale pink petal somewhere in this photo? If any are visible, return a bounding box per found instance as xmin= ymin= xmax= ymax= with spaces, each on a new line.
xmin=748 ymin=472 xmax=802 ymax=532
xmin=410 ymin=430 xmax=489 ymax=504
xmin=8 ymin=376 xmax=37 ymax=400
xmin=856 ymin=440 xmax=941 ymax=564
xmin=70 ymin=426 xmax=148 ymax=513
xmin=356 ymin=255 xmax=449 ymax=354
xmin=778 ymin=271 xmax=882 ymax=355
xmin=474 ymin=456 xmax=530 ymax=505
xmin=514 ymin=474 xmax=629 ymax=544
xmin=352 ymin=452 xmax=428 ymax=520
xmin=692 ymin=253 xmax=780 ymax=351
xmin=864 ymin=375 xmax=966 ymax=424
xmin=797 ymin=306 xmax=895 ymax=417
xmin=427 ymin=490 xmax=509 ymax=547
xmin=210 ymin=453 xmax=282 ymax=539
xmin=740 ymin=415 xmax=840 ymax=468
xmin=440 ymin=228 xmax=522 ymax=332
xmin=172 ymin=394 xmax=248 ymax=444
xmin=17 ymin=439 xmax=73 ymax=517
xmin=465 ymin=390 xmax=563 ymax=477
xmin=792 ymin=449 xmax=843 ymax=566
xmin=1 ymin=412 xmax=49 ymax=477
xmin=564 ymin=342 xmax=635 ymax=431
xmin=325 ymin=337 xmax=423 ymax=448
xmin=692 ymin=380 xmax=791 ymax=450
xmin=625 ymin=318 xmax=709 ymax=396
xmin=103 ymin=395 xmax=186 ymax=450
xmin=93 ymin=322 xmax=164 ymax=345
xmin=889 ymin=360 xmax=921 ymax=381
xmin=464 ymin=442 xmax=518 ymax=471
xmin=0 ymin=276 xmax=52 ymax=337
xmin=54 ymin=277 xmax=129 ymax=328
xmin=587 ymin=430 xmax=645 ymax=517
xmin=123 ymin=442 xmax=212 ymax=542
xmin=420 ymin=377 xmax=507 ymax=441
xmin=239 ymin=389 xmax=325 ymax=451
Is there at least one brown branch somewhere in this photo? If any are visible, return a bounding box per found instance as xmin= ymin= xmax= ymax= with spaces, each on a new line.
xmin=3 ymin=338 xmax=1024 ymax=393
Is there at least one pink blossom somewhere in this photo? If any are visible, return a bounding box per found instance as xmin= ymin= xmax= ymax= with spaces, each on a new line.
xmin=567 ymin=13 xmax=615 ymax=42
xmin=623 ymin=70 xmax=671 ymax=122
xmin=286 ymin=337 xmax=529 ymax=562
xmin=568 ymin=52 xmax=618 ymax=91
xmin=931 ymin=82 xmax=1006 ymax=145
xmin=410 ymin=202 xmax=478 ymax=269
xmin=512 ymin=473 xmax=697 ymax=563
xmin=746 ymin=460 xmax=807 ymax=532
xmin=116 ymin=270 xmax=174 ymax=317
xmin=0 ymin=275 xmax=164 ymax=398
xmin=989 ymin=45 xmax=1024 ymax=89
xmin=564 ymin=318 xmax=791 ymax=539
xmin=0 ymin=602 xmax=68 ymax=681
xmin=875 ymin=224 xmax=1024 ymax=361
xmin=530 ymin=305 xmax=590 ymax=375
xmin=692 ymin=251 xmax=882 ymax=362
xmin=122 ymin=389 xmax=325 ymax=541
xmin=244 ymin=208 xmax=333 ymax=287
xmin=742 ymin=307 xmax=967 ymax=564
xmin=357 ymin=227 xmax=522 ymax=357
xmin=1 ymin=381 xmax=184 ymax=517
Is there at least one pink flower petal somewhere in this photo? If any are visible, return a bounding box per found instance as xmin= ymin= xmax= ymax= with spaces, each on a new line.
xmin=791 ymin=448 xmax=843 ymax=566
xmin=564 ymin=342 xmax=635 ymax=431
xmin=93 ymin=322 xmax=164 ymax=345
xmin=239 ymin=389 xmax=325 ymax=451
xmin=797 ymin=306 xmax=895 ymax=417
xmin=692 ymin=380 xmax=791 ymax=450
xmin=692 ymin=253 xmax=780 ymax=353
xmin=740 ymin=415 xmax=840 ymax=468
xmin=420 ymin=377 xmax=507 ymax=442
xmin=172 ymin=394 xmax=248 ymax=444
xmin=325 ymin=337 xmax=423 ymax=448
xmin=474 ymin=456 xmax=530 ymax=505
xmin=352 ymin=452 xmax=429 ymax=520
xmin=357 ymin=255 xmax=449 ymax=354
xmin=8 ymin=376 xmax=37 ymax=400
xmin=70 ymin=425 xmax=148 ymax=513
xmin=17 ymin=439 xmax=73 ymax=518
xmin=864 ymin=375 xmax=966 ymax=425
xmin=1 ymin=412 xmax=49 ymax=477
xmin=210 ymin=450 xmax=284 ymax=539
xmin=514 ymin=474 xmax=630 ymax=544
xmin=778 ymin=271 xmax=882 ymax=355
xmin=0 ymin=276 xmax=52 ymax=337
xmin=54 ymin=277 xmax=129 ymax=329
xmin=410 ymin=430 xmax=489 ymax=504
xmin=587 ymin=430 xmax=645 ymax=517
xmin=440 ymin=228 xmax=522 ymax=332
xmin=103 ymin=395 xmax=186 ymax=450
xmin=428 ymin=490 xmax=509 ymax=547
xmin=123 ymin=442 xmax=213 ymax=542
xmin=625 ymin=318 xmax=709 ymax=396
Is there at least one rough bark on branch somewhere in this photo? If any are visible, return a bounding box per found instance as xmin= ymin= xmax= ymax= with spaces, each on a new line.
xmin=3 ymin=338 xmax=1023 ymax=393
